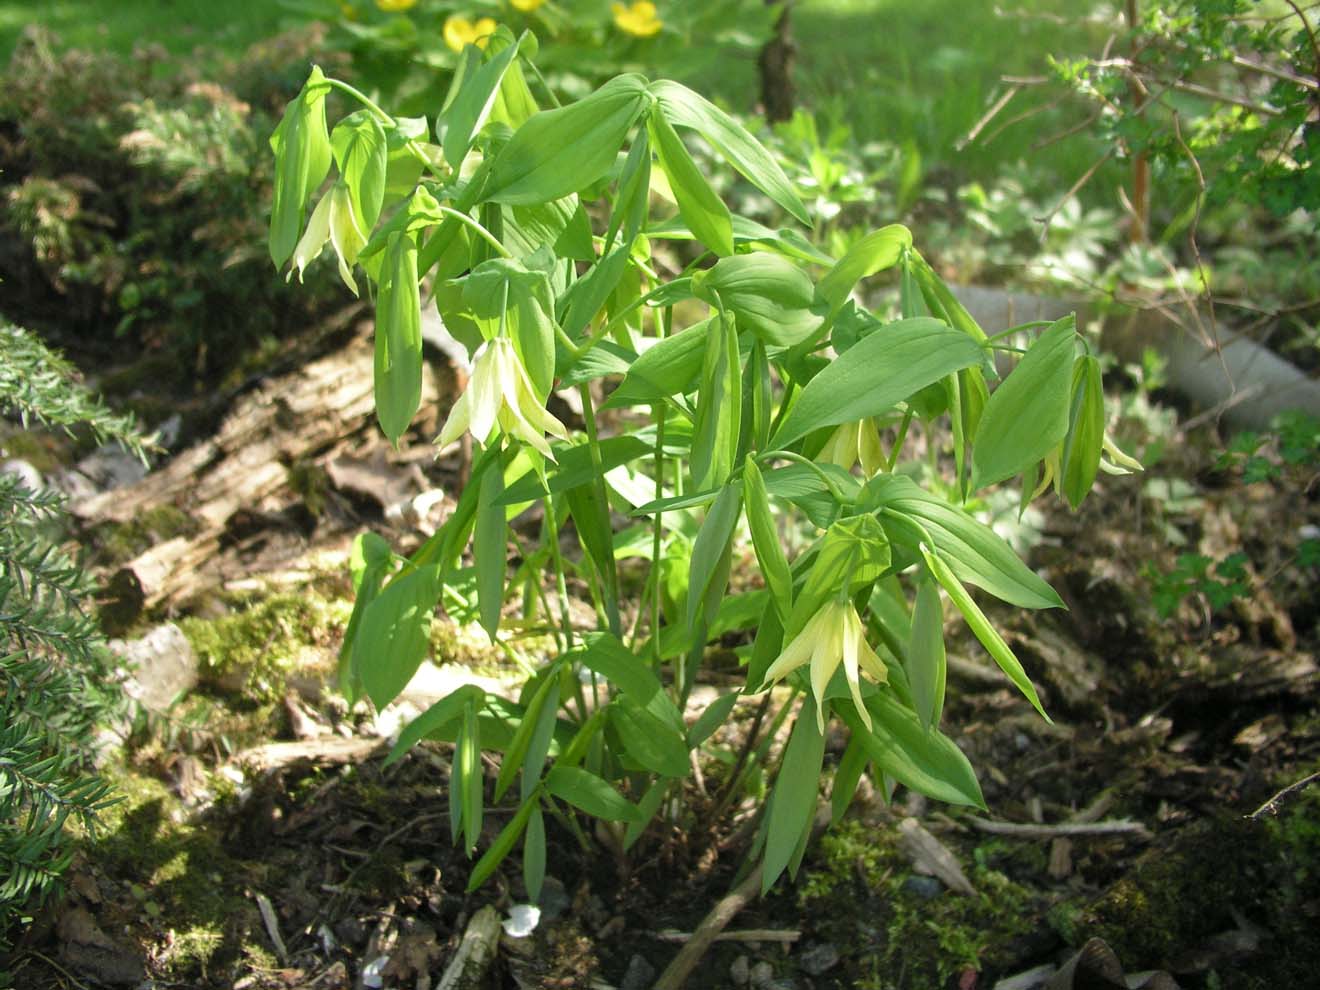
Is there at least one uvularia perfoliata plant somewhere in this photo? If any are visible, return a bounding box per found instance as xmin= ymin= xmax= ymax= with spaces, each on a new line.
xmin=269 ymin=28 xmax=1140 ymax=895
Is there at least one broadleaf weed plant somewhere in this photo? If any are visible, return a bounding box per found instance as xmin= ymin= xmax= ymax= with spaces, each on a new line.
xmin=269 ymin=29 xmax=1142 ymax=897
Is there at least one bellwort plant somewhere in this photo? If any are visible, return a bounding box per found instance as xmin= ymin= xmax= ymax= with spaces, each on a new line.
xmin=269 ymin=28 xmax=1138 ymax=896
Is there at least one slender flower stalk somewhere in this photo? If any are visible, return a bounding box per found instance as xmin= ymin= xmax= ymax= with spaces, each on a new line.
xmin=437 ymin=337 xmax=568 ymax=459
xmin=761 ymin=599 xmax=888 ymax=733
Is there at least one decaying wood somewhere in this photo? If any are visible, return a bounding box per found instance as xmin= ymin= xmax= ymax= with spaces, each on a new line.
xmin=966 ymin=815 xmax=1153 ymax=841
xmin=233 ymin=737 xmax=384 ymax=772
xmin=652 ymin=928 xmax=801 ymax=944
xmin=73 ymin=328 xmax=445 ymax=609
xmin=436 ymin=904 xmax=501 ymax=990
xmin=652 ymin=868 xmax=764 ymax=990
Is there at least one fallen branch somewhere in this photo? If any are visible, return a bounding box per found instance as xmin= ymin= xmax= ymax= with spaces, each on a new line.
xmin=652 ymin=868 xmax=763 ymax=990
xmin=1249 ymin=771 xmax=1320 ymax=820
xmin=966 ymin=815 xmax=1152 ymax=840
xmin=651 ymin=928 xmax=801 ymax=944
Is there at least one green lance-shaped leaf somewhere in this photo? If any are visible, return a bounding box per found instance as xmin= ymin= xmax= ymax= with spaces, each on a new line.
xmin=743 ymin=458 xmax=792 ymax=621
xmin=1060 ymin=354 xmax=1105 ymax=509
xmin=545 ymin=766 xmax=642 ymax=823
xmin=338 ymin=532 xmax=394 ymax=703
xmin=457 ymin=700 xmax=484 ymax=851
xmin=474 ymin=447 xmax=507 ymax=641
xmin=522 ymin=674 xmax=561 ymax=802
xmin=763 ymin=708 xmax=825 ymax=892
xmin=354 ymin=564 xmax=442 ymax=711
xmin=920 ymin=543 xmax=1050 ymax=722
xmin=331 ymin=110 xmax=388 ymax=236
xmin=502 ymin=197 xmax=594 ymax=262
xmin=601 ymin=314 xmax=711 ymax=409
xmin=605 ymin=127 xmax=652 ymax=250
xmin=495 ymin=668 xmax=557 ymax=801
xmin=840 ymin=693 xmax=985 ymax=808
xmin=771 ymin=318 xmax=984 ymax=448
xmin=442 ymin=30 xmax=526 ymax=168
xmin=691 ymin=253 xmax=822 ymax=348
xmin=523 ymin=804 xmax=546 ymax=902
xmin=742 ymin=337 xmax=772 ymax=456
xmin=385 ymin=686 xmax=486 ymax=766
xmin=375 ymin=231 xmax=423 ymax=444
xmin=864 ymin=474 xmax=1062 ymax=609
xmin=648 ymin=109 xmax=735 ymax=258
xmin=269 ymin=65 xmax=332 ymax=269
xmin=688 ymin=692 xmax=739 ymax=749
xmin=575 ymin=631 xmax=685 ymax=734
xmin=624 ymin=778 xmax=671 ymax=850
xmin=485 ymin=73 xmax=650 ymax=205
xmin=831 ymin=732 xmax=870 ymax=825
xmin=560 ymin=243 xmax=633 ymax=341
xmin=685 ymin=480 xmax=743 ymax=636
xmin=611 ymin=696 xmax=689 ymax=777
xmin=971 ymin=316 xmax=1077 ymax=491
xmin=649 ymin=79 xmax=810 ymax=225
xmin=501 ymin=436 xmax=650 ymax=503
xmin=908 ymin=576 xmax=947 ymax=732
xmin=908 ymin=250 xmax=988 ymax=344
xmin=816 ymin=224 xmax=913 ymax=316
xmin=565 ymin=482 xmax=616 ymax=594
xmin=466 ymin=793 xmax=537 ymax=892
xmin=690 ymin=310 xmax=742 ymax=492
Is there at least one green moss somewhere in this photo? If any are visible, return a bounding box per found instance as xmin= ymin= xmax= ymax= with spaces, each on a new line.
xmin=286 ymin=459 xmax=329 ymax=518
xmin=1078 ymin=793 xmax=1320 ymax=988
xmin=179 ymin=589 xmax=352 ymax=703
xmin=94 ymin=504 xmax=199 ymax=565
xmin=798 ymin=818 xmax=1039 ymax=989
xmin=86 ymin=764 xmax=261 ymax=980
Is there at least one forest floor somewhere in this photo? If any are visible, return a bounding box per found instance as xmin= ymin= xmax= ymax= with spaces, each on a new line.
xmin=8 ymin=316 xmax=1320 ymax=990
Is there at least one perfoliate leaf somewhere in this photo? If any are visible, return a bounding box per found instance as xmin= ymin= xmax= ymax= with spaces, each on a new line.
xmin=601 ymin=315 xmax=711 ymax=408
xmin=743 ymin=458 xmax=793 ymax=621
xmin=1060 ymin=355 xmax=1105 ymax=508
xmin=648 ymin=110 xmax=734 ymax=258
xmin=354 ymin=564 xmax=442 ymax=711
xmin=486 ymin=74 xmax=650 ymax=205
xmin=864 ymin=474 xmax=1063 ymax=609
xmin=816 ymin=225 xmax=913 ymax=315
xmin=920 ymin=544 xmax=1050 ymax=722
xmin=763 ymin=710 xmax=825 ymax=892
xmin=685 ymin=481 xmax=743 ymax=635
xmin=269 ymin=65 xmax=333 ymax=268
xmin=524 ymin=804 xmax=546 ymax=902
xmin=907 ymin=577 xmax=946 ymax=731
xmin=442 ymin=31 xmax=524 ymax=168
xmin=840 ymin=693 xmax=985 ymax=808
xmin=650 ymin=80 xmax=810 ymax=225
xmin=772 ymin=318 xmax=984 ymax=447
xmin=386 ymin=684 xmax=487 ymax=766
xmin=338 ymin=532 xmax=394 ymax=702
xmin=691 ymin=253 xmax=822 ymax=348
xmin=331 ymin=110 xmax=388 ymax=235
xmin=474 ymin=447 xmax=507 ymax=640
xmin=466 ymin=795 xmax=537 ymax=892
xmin=972 ymin=317 xmax=1077 ymax=491
xmin=545 ymin=766 xmax=642 ymax=822
xmin=374 ymin=231 xmax=423 ymax=444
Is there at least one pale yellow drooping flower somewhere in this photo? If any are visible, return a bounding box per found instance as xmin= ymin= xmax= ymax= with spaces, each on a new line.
xmin=437 ymin=337 xmax=569 ymax=459
xmin=761 ymin=600 xmax=888 ymax=734
xmin=612 ymin=1 xmax=662 ymax=37
xmin=288 ymin=182 xmax=367 ymax=296
xmin=444 ymin=15 xmax=499 ymax=51
xmin=818 ymin=418 xmax=886 ymax=477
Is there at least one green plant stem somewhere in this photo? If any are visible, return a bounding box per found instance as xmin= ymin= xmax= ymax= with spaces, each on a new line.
xmin=541 ymin=496 xmax=575 ymax=656
xmin=760 ymin=450 xmax=851 ymax=503
xmin=435 ymin=205 xmax=512 ymax=259
xmin=887 ymin=407 xmax=915 ymax=472
xmin=576 ymin=383 xmax=622 ymax=638
xmin=568 ymin=278 xmax=693 ymax=364
xmin=324 ymin=78 xmax=440 ymax=176
xmin=648 ymin=404 xmax=669 ymax=672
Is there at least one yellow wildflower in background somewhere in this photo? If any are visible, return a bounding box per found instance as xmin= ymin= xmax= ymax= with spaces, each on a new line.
xmin=612 ymin=1 xmax=662 ymax=37
xmin=444 ymin=15 xmax=498 ymax=51
xmin=510 ymin=0 xmax=544 ymax=11
xmin=376 ymin=0 xmax=417 ymax=12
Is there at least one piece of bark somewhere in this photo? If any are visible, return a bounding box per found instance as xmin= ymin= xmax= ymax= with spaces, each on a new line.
xmin=57 ymin=905 xmax=146 ymax=986
xmin=436 ymin=904 xmax=501 ymax=990
xmin=898 ymin=817 xmax=976 ymax=895
xmin=233 ymin=737 xmax=383 ymax=772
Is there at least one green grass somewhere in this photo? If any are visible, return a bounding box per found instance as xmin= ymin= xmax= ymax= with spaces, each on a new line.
xmin=792 ymin=0 xmax=1109 ymax=187
xmin=0 ymin=0 xmax=289 ymax=64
